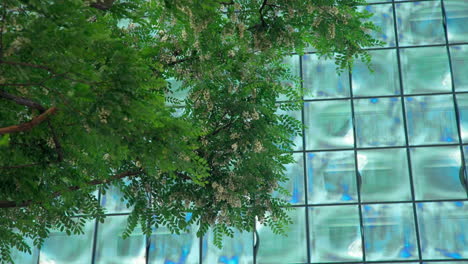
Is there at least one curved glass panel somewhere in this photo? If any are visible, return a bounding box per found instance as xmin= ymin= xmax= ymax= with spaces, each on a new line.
xmin=445 ymin=0 xmax=468 ymax=43
xmin=309 ymin=205 xmax=362 ymax=262
xmin=362 ymin=203 xmax=418 ymax=261
xmin=400 ymin=47 xmax=451 ymax=94
xmin=304 ymin=100 xmax=354 ymax=150
xmin=395 ymin=1 xmax=445 ymax=46
xmin=148 ymin=225 xmax=199 ymax=264
xmin=450 ymin=45 xmax=468 ymax=91
xmin=354 ymin=97 xmax=405 ymax=147
xmin=405 ymin=95 xmax=458 ymax=145
xmin=274 ymin=153 xmax=304 ymax=205
xmin=357 ymin=148 xmax=411 ymax=202
xmin=411 ymin=146 xmax=466 ymax=200
xmin=306 ymin=151 xmax=357 ymax=204
xmin=417 ymin=201 xmax=468 ymax=259
xmin=203 ymin=230 xmax=253 ymax=264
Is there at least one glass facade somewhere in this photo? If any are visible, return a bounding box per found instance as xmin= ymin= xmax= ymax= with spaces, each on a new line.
xmin=12 ymin=0 xmax=468 ymax=263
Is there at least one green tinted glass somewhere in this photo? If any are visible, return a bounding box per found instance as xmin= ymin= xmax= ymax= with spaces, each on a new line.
xmin=276 ymin=106 xmax=303 ymax=151
xmin=274 ymin=153 xmax=305 ymax=205
xmin=148 ymin=225 xmax=199 ymax=264
xmin=359 ymin=4 xmax=395 ymax=47
xmin=457 ymin=94 xmax=468 ymax=143
xmin=450 ymin=45 xmax=468 ymax=91
xmin=203 ymin=230 xmax=253 ymax=264
xmin=445 ymin=0 xmax=468 ymax=43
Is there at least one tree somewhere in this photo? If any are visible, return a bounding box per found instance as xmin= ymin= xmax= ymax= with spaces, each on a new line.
xmin=0 ymin=0 xmax=380 ymax=262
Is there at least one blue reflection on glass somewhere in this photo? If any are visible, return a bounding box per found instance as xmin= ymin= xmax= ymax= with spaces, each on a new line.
xmin=219 ymin=256 xmax=239 ymax=264
xmin=435 ymin=249 xmax=462 ymax=259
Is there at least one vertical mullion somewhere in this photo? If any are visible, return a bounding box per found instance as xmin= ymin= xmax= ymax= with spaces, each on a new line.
xmin=348 ymin=69 xmax=366 ymax=263
xmin=299 ymin=55 xmax=312 ymax=264
xmin=391 ymin=0 xmax=423 ymax=262
xmin=90 ymin=190 xmax=101 ymax=264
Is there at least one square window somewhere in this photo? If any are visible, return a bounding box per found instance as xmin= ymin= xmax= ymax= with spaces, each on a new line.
xmin=396 ymin=1 xmax=445 ymax=46
xmin=359 ymin=4 xmax=395 ymax=47
xmin=203 ymin=230 xmax=253 ymax=264
xmin=445 ymin=0 xmax=468 ymax=43
xmin=309 ymin=205 xmax=361 ymax=263
xmin=405 ymin=95 xmax=458 ymax=145
xmin=450 ymin=45 xmax=468 ymax=91
xmin=417 ymin=201 xmax=468 ymax=259
xmin=400 ymin=47 xmax=451 ymax=94
xmin=411 ymin=146 xmax=467 ymax=200
xmin=302 ymin=54 xmax=350 ymax=99
xmin=362 ymin=203 xmax=418 ymax=261
xmin=306 ymin=151 xmax=357 ymax=204
xmin=95 ymin=215 xmax=146 ymax=264
xmin=352 ymin=49 xmax=400 ymax=97
xmin=148 ymin=225 xmax=199 ymax=264
xmin=357 ymin=148 xmax=411 ymax=202
xmin=304 ymin=100 xmax=354 ymax=150
xmin=256 ymin=208 xmax=307 ymax=264
xmin=274 ymin=153 xmax=305 ymax=205
xmin=354 ymin=97 xmax=405 ymax=147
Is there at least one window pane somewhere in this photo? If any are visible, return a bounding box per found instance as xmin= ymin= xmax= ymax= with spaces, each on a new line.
xmin=457 ymin=94 xmax=468 ymax=143
xmin=10 ymin=239 xmax=39 ymax=264
xmin=257 ymin=208 xmax=307 ymax=264
xmin=278 ymin=56 xmax=300 ymax=101
xmin=450 ymin=45 xmax=468 ymax=91
xmin=417 ymin=201 xmax=468 ymax=259
xmin=445 ymin=0 xmax=468 ymax=43
xmin=203 ymin=230 xmax=253 ymax=264
xmin=101 ymin=184 xmax=132 ymax=214
xmin=304 ymin=100 xmax=353 ymax=150
xmin=357 ymin=148 xmax=411 ymax=202
xmin=148 ymin=225 xmax=199 ymax=264
xmin=362 ymin=203 xmax=418 ymax=261
xmin=303 ymin=54 xmax=349 ymax=99
xmin=359 ymin=4 xmax=395 ymax=47
xmin=400 ymin=47 xmax=451 ymax=94
xmin=95 ymin=215 xmax=146 ymax=264
xmin=411 ymin=146 xmax=466 ymax=200
xmin=39 ymin=219 xmax=95 ymax=264
xmin=309 ymin=205 xmax=361 ymax=262
xmin=396 ymin=1 xmax=445 ymax=46
xmin=306 ymin=151 xmax=357 ymax=204
xmin=354 ymin=97 xmax=405 ymax=147
xmin=405 ymin=95 xmax=458 ymax=145
xmin=274 ymin=153 xmax=305 ymax=205
xmin=276 ymin=106 xmax=303 ymax=151
xmin=352 ymin=49 xmax=400 ymax=97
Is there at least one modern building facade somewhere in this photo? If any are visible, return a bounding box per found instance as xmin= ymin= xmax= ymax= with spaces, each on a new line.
xmin=10 ymin=0 xmax=468 ymax=263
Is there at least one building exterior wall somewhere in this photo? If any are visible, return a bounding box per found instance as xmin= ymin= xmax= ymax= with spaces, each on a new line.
xmin=11 ymin=0 xmax=468 ymax=263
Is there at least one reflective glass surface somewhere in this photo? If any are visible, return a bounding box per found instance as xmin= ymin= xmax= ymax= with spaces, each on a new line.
xmin=278 ymin=55 xmax=300 ymax=102
xmin=100 ymin=184 xmax=132 ymax=214
xmin=359 ymin=4 xmax=395 ymax=47
xmin=303 ymin=54 xmax=350 ymax=99
xmin=203 ymin=230 xmax=253 ymax=264
xmin=457 ymin=94 xmax=468 ymax=143
xmin=450 ymin=45 xmax=468 ymax=91
xmin=10 ymin=239 xmax=39 ymax=264
xmin=352 ymin=49 xmax=400 ymax=97
xmin=400 ymin=47 xmax=451 ymax=94
xmin=256 ymin=208 xmax=307 ymax=264
xmin=395 ymin=1 xmax=445 ymax=46
xmin=354 ymin=97 xmax=405 ymax=147
xmin=417 ymin=201 xmax=468 ymax=259
xmin=357 ymin=148 xmax=411 ymax=202
xmin=304 ymin=100 xmax=354 ymax=150
xmin=95 ymin=215 xmax=146 ymax=264
xmin=405 ymin=95 xmax=458 ymax=145
xmin=306 ymin=151 xmax=357 ymax=204
xmin=148 ymin=225 xmax=199 ymax=264
xmin=309 ymin=205 xmax=361 ymax=262
xmin=362 ymin=203 xmax=418 ymax=261
xmin=274 ymin=153 xmax=305 ymax=205
xmin=276 ymin=106 xmax=303 ymax=151
xmin=39 ymin=219 xmax=95 ymax=264
xmin=445 ymin=0 xmax=468 ymax=43
xmin=411 ymin=146 xmax=467 ymax=200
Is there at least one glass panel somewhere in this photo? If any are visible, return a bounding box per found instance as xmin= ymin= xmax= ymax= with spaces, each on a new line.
xmin=304 ymin=100 xmax=353 ymax=150
xmin=417 ymin=201 xmax=468 ymax=259
xmin=276 ymin=106 xmax=303 ymax=151
xmin=166 ymin=78 xmax=188 ymax=106
xmin=400 ymin=47 xmax=451 ymax=94
xmin=10 ymin=239 xmax=39 ymax=264
xmin=101 ymin=184 xmax=131 ymax=214
xmin=256 ymin=208 xmax=307 ymax=264
xmin=357 ymin=148 xmax=411 ymax=202
xmin=39 ymin=219 xmax=95 ymax=264
xmin=274 ymin=153 xmax=305 ymax=205
xmin=302 ymin=54 xmax=350 ymax=99
xmin=278 ymin=55 xmax=300 ymax=102
xmin=423 ymin=262 xmax=468 ymax=264
xmin=354 ymin=98 xmax=405 ymax=147
xmin=457 ymin=94 xmax=468 ymax=143
xmin=203 ymin=230 xmax=253 ymax=264
xmin=148 ymin=225 xmax=199 ymax=264
xmin=405 ymin=95 xmax=458 ymax=145
xmin=396 ymin=1 xmax=445 ymax=46
xmin=309 ymin=205 xmax=361 ymax=262
xmin=450 ymin=45 xmax=468 ymax=91
xmin=411 ymin=146 xmax=467 ymax=200
xmin=445 ymin=0 xmax=468 ymax=43
xmin=95 ymin=215 xmax=146 ymax=264
xmin=306 ymin=151 xmax=357 ymax=204
xmin=359 ymin=4 xmax=395 ymax=47
xmin=352 ymin=49 xmax=399 ymax=97
xmin=362 ymin=203 xmax=418 ymax=261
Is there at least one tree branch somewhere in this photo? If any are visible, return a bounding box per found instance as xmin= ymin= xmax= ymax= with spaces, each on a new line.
xmin=0 ymin=107 xmax=57 ymax=135
xmin=0 ymin=90 xmax=46 ymax=111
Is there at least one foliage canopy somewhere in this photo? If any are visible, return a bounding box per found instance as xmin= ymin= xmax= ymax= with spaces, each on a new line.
xmin=0 ymin=0 xmax=380 ymax=262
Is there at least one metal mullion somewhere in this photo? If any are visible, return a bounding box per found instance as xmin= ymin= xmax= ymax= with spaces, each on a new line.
xmin=90 ymin=191 xmax=101 ymax=264
xmin=304 ymin=197 xmax=468 ymax=208
xmin=392 ymin=0 xmax=424 ymax=262
xmin=349 ymin=69 xmax=366 ymax=262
